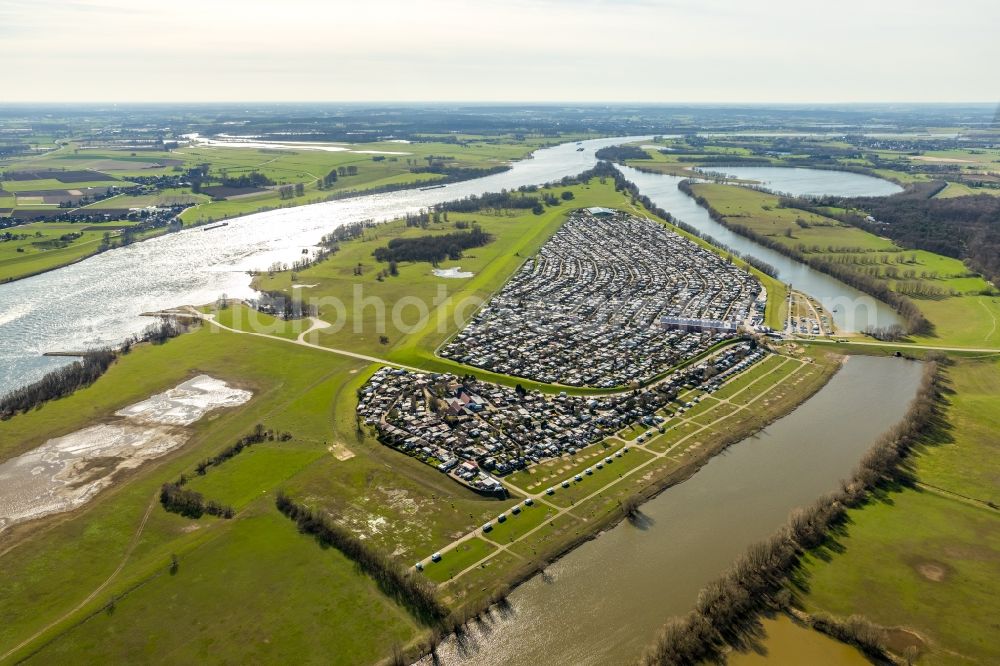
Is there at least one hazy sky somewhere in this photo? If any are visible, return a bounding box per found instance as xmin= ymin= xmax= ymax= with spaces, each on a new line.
xmin=3 ymin=0 xmax=997 ymax=103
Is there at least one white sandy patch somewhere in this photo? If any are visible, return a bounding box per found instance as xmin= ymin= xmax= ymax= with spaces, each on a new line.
xmin=115 ymin=375 xmax=251 ymax=426
xmin=328 ymin=443 xmax=355 ymax=461
xmin=0 ymin=375 xmax=251 ymax=533
xmin=291 ymin=283 xmax=318 ymax=289
xmin=433 ymin=266 xmax=474 ymax=279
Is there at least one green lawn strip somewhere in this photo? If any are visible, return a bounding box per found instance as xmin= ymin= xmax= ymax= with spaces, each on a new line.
xmin=507 ymin=512 xmax=586 ymax=561
xmin=711 ymin=355 xmax=788 ymax=400
xmin=730 ymin=359 xmax=801 ymax=406
xmin=544 ymin=447 xmax=656 ymax=508
xmin=505 ymin=441 xmax=630 ymax=494
xmin=481 ymin=502 xmax=558 ymax=545
xmin=568 ymin=456 xmax=688 ymax=523
xmin=23 ymin=505 xmax=419 ymax=666
xmin=690 ymin=400 xmax=739 ymax=426
xmin=420 ymin=537 xmax=496 ymax=584
xmin=644 ymin=421 xmax=706 ymax=454
xmin=438 ymin=550 xmax=522 ymax=608
xmin=792 ymin=490 xmax=1000 ymax=665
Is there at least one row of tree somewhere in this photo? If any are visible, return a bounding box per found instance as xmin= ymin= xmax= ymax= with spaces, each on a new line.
xmin=160 ymin=480 xmax=234 ymax=519
xmin=641 ymin=360 xmax=941 ymax=665
xmin=0 ymin=318 xmax=193 ymax=420
xmin=795 ymin=184 xmax=1000 ymax=286
xmin=275 ymin=492 xmax=448 ymax=624
xmin=194 ymin=423 xmax=288 ymax=475
xmin=373 ymin=227 xmax=492 ymax=265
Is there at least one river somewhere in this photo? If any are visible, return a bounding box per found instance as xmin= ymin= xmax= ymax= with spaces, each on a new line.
xmin=694 ymin=165 xmax=903 ymax=198
xmin=618 ymin=165 xmax=903 ymax=332
xmin=0 ymin=143 xmax=904 ymax=395
xmin=0 ymin=136 xmax=646 ymax=395
xmin=424 ymin=355 xmax=924 ymax=665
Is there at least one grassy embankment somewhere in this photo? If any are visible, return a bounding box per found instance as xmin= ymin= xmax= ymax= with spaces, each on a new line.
xmin=787 ymin=354 xmax=1000 ymax=665
xmin=0 ymin=178 xmax=805 ymax=662
xmin=689 ymin=182 xmax=999 ymax=348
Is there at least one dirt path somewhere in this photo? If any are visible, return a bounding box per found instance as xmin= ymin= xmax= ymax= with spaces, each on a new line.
xmin=0 ymin=492 xmax=159 ymax=663
xmin=979 ymin=297 xmax=998 ymax=343
xmin=296 ymin=316 xmax=332 ymax=343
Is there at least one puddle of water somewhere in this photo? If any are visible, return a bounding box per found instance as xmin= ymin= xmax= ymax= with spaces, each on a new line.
xmin=0 ymin=375 xmax=251 ymax=533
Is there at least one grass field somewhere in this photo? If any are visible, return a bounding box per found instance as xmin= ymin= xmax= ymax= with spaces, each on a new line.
xmin=0 ymin=221 xmax=134 ymax=282
xmin=791 ymin=357 xmax=1000 ymax=665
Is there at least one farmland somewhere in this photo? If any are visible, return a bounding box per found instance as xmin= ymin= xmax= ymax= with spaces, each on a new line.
xmin=686 ymin=182 xmax=998 ymax=347
xmin=0 ymin=131 xmax=581 ymax=282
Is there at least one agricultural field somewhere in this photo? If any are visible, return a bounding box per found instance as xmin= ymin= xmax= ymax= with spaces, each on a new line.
xmin=0 ymin=133 xmax=578 ymax=282
xmin=0 ymin=220 xmax=142 ymax=283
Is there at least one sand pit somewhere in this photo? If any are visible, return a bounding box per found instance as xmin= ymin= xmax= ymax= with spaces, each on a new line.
xmin=0 ymin=375 xmax=251 ymax=533
xmin=115 ymin=375 xmax=251 ymax=426
xmin=433 ymin=266 xmax=474 ymax=279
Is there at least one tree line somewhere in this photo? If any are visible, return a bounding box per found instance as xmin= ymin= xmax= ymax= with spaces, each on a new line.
xmin=678 ymin=179 xmax=930 ymax=334
xmin=195 ymin=423 xmax=288 ymax=475
xmin=160 ymin=480 xmax=234 ymax=519
xmin=275 ymin=492 xmax=448 ymax=625
xmin=0 ymin=318 xmax=193 ymax=420
xmin=791 ymin=184 xmax=1000 ymax=286
xmin=433 ymin=190 xmax=540 ymax=214
xmin=373 ymin=227 xmax=491 ymax=265
xmin=161 ymin=424 xmax=288 ymax=519
xmin=640 ymin=360 xmax=941 ymax=665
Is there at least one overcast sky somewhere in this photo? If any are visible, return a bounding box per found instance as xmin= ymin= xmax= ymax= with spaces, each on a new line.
xmin=2 ymin=0 xmax=997 ymax=103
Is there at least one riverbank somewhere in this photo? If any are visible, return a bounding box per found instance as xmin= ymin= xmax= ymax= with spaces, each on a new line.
xmin=787 ymin=354 xmax=1000 ymax=665
xmin=398 ymin=347 xmax=840 ymax=661
xmin=679 ymin=179 xmax=931 ymax=334
xmin=419 ymin=353 xmax=923 ymax=665
xmin=639 ymin=357 xmax=939 ymax=665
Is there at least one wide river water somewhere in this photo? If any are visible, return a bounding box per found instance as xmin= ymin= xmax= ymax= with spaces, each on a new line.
xmin=0 ymin=141 xmax=903 ymax=394
xmin=425 ymin=355 xmax=924 ymax=665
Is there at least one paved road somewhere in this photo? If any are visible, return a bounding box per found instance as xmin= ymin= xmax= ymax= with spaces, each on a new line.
xmin=806 ymin=338 xmax=1000 ymax=354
